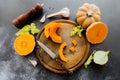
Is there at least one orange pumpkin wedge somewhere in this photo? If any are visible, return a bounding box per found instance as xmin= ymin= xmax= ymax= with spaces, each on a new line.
xmin=49 ymin=23 xmax=62 ymax=43
xmin=70 ymin=46 xmax=76 ymax=52
xmin=86 ymin=22 xmax=108 ymax=44
xmin=44 ymin=22 xmax=54 ymax=38
xmin=14 ymin=33 xmax=35 ymax=56
xmin=59 ymin=42 xmax=68 ymax=62
xmin=72 ymin=39 xmax=77 ymax=46
xmin=44 ymin=22 xmax=62 ymax=43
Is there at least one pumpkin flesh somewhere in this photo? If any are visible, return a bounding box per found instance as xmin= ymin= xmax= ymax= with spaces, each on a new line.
xmin=86 ymin=22 xmax=108 ymax=44
xmin=59 ymin=42 xmax=68 ymax=62
xmin=14 ymin=33 xmax=35 ymax=56
xmin=44 ymin=22 xmax=62 ymax=43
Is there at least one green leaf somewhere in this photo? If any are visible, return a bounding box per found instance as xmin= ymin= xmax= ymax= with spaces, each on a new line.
xmin=30 ymin=23 xmax=36 ymax=29
xmin=70 ymin=25 xmax=84 ymax=37
xmin=31 ymin=28 xmax=40 ymax=34
xmin=30 ymin=23 xmax=40 ymax=34
xmin=84 ymin=50 xmax=96 ymax=68
xmin=84 ymin=54 xmax=93 ymax=68
xmin=70 ymin=30 xmax=77 ymax=36
xmin=16 ymin=25 xmax=31 ymax=36
xmin=16 ymin=23 xmax=40 ymax=36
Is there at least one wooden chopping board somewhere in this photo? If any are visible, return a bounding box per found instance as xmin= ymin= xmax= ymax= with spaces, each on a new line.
xmin=36 ymin=20 xmax=90 ymax=74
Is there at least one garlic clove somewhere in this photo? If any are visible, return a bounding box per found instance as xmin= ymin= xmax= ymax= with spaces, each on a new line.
xmin=60 ymin=7 xmax=70 ymax=18
xmin=29 ymin=59 xmax=38 ymax=67
xmin=46 ymin=12 xmax=62 ymax=18
xmin=40 ymin=14 xmax=46 ymax=23
xmin=46 ymin=7 xmax=70 ymax=18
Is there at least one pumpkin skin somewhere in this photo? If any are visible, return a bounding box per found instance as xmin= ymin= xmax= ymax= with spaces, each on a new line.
xmin=44 ymin=22 xmax=62 ymax=43
xmin=76 ymin=3 xmax=101 ymax=28
xmin=59 ymin=42 xmax=68 ymax=62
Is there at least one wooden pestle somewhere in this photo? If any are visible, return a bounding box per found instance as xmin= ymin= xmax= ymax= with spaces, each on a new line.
xmin=12 ymin=3 xmax=43 ymax=28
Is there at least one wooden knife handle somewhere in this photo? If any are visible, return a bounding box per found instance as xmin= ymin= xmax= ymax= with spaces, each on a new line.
xmin=55 ymin=58 xmax=73 ymax=74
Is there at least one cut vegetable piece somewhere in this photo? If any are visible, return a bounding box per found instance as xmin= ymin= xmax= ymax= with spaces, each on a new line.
xmin=44 ymin=22 xmax=54 ymax=38
xmin=16 ymin=25 xmax=31 ymax=36
xmin=93 ymin=50 xmax=110 ymax=65
xmin=84 ymin=50 xmax=95 ymax=68
xmin=72 ymin=39 xmax=77 ymax=46
xmin=59 ymin=42 xmax=68 ymax=62
xmin=44 ymin=22 xmax=62 ymax=43
xmin=86 ymin=22 xmax=108 ymax=44
xmin=30 ymin=23 xmax=40 ymax=34
xmin=14 ymin=33 xmax=35 ymax=56
xmin=16 ymin=23 xmax=40 ymax=36
xmin=44 ymin=22 xmax=58 ymax=38
xmin=70 ymin=25 xmax=84 ymax=37
xmin=28 ymin=24 xmax=38 ymax=34
xmin=31 ymin=28 xmax=40 ymax=34
xmin=49 ymin=23 xmax=62 ymax=43
xmin=70 ymin=46 xmax=76 ymax=52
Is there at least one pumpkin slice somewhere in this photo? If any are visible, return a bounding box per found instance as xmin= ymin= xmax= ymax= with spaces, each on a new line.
xmin=72 ymin=39 xmax=77 ymax=46
xmin=44 ymin=22 xmax=54 ymax=38
xmin=86 ymin=22 xmax=108 ymax=44
xmin=70 ymin=46 xmax=76 ymax=52
xmin=49 ymin=23 xmax=62 ymax=43
xmin=14 ymin=33 xmax=35 ymax=56
xmin=59 ymin=42 xmax=68 ymax=62
xmin=44 ymin=22 xmax=62 ymax=43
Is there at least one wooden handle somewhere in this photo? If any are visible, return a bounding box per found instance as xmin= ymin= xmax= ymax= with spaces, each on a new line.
xmin=55 ymin=58 xmax=73 ymax=74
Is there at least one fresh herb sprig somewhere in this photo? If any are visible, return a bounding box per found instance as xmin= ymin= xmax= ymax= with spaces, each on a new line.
xmin=16 ymin=23 xmax=40 ymax=36
xmin=70 ymin=25 xmax=84 ymax=37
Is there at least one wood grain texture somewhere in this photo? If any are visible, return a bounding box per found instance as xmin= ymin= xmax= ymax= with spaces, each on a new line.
xmin=36 ymin=20 xmax=90 ymax=73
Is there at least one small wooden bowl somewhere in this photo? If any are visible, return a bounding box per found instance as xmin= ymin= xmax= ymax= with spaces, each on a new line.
xmin=36 ymin=20 xmax=90 ymax=74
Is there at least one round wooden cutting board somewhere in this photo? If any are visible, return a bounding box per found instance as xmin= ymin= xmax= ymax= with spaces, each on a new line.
xmin=36 ymin=20 xmax=90 ymax=74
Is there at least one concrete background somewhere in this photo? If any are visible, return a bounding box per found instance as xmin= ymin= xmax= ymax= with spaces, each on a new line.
xmin=0 ymin=0 xmax=120 ymax=80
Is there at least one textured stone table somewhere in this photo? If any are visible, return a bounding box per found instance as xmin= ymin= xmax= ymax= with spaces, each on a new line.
xmin=0 ymin=0 xmax=120 ymax=80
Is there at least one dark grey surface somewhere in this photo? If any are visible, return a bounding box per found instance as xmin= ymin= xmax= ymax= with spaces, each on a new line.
xmin=0 ymin=0 xmax=120 ymax=80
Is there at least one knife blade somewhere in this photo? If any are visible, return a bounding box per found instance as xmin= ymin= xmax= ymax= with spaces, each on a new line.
xmin=37 ymin=40 xmax=73 ymax=73
xmin=37 ymin=40 xmax=57 ymax=59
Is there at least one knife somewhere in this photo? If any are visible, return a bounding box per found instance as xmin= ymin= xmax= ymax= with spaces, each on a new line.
xmin=37 ymin=40 xmax=72 ymax=73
